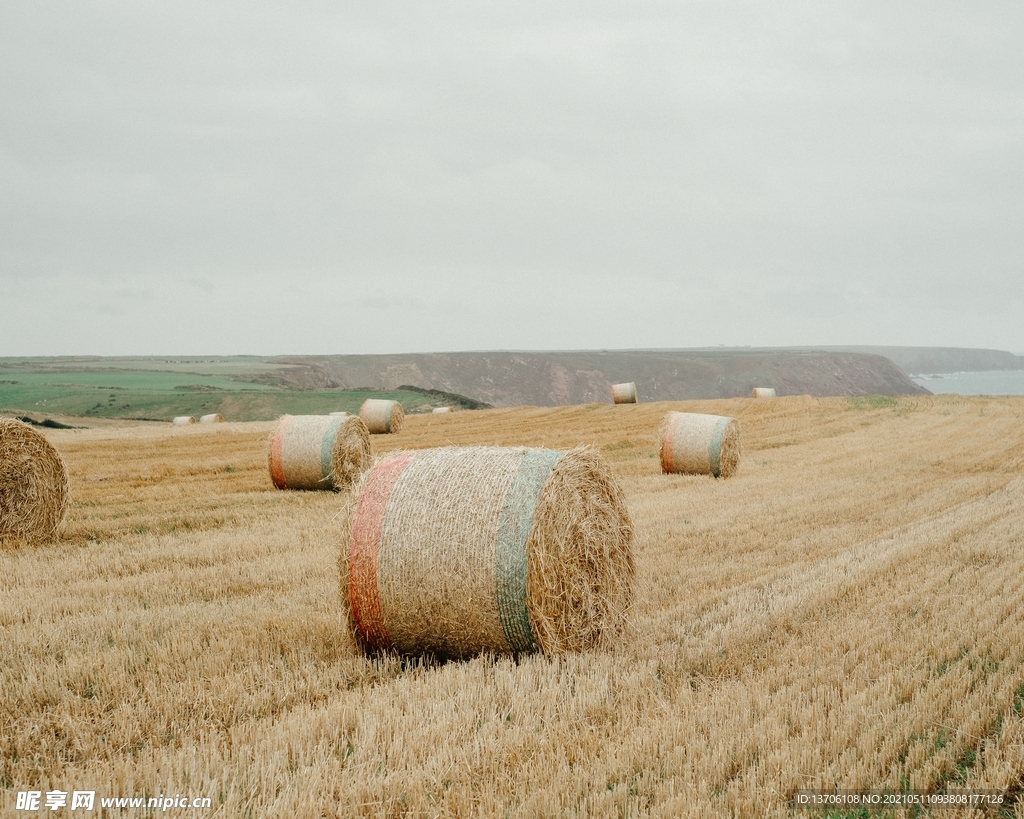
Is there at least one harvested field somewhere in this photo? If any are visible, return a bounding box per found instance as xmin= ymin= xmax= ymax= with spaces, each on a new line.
xmin=3 ymin=396 xmax=1024 ymax=816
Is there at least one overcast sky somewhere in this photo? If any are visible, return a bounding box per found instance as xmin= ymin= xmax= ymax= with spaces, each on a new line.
xmin=2 ymin=2 xmax=1022 ymax=356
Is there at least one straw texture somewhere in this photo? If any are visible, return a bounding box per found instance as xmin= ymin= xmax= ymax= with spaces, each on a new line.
xmin=0 ymin=418 xmax=70 ymax=544
xmin=340 ymin=445 xmax=634 ymax=659
xmin=611 ymin=382 xmax=637 ymax=404
xmin=660 ymin=411 xmax=741 ymax=478
xmin=360 ymin=399 xmax=405 ymax=434
xmin=199 ymin=413 xmax=224 ymax=424
xmin=172 ymin=416 xmax=196 ymax=425
xmin=751 ymin=387 xmax=777 ymax=398
xmin=268 ymin=414 xmax=371 ymax=492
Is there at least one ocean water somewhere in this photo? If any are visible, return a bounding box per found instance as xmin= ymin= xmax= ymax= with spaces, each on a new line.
xmin=912 ymin=370 xmax=1024 ymax=396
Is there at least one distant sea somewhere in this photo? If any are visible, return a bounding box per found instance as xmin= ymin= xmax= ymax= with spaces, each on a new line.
xmin=912 ymin=370 xmax=1024 ymax=396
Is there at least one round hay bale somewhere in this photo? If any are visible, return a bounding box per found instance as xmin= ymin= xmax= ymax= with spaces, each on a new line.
xmin=199 ymin=413 xmax=224 ymax=424
xmin=172 ymin=416 xmax=196 ymax=425
xmin=0 ymin=418 xmax=70 ymax=544
xmin=268 ymin=414 xmax=371 ymax=491
xmin=751 ymin=387 xmax=777 ymax=398
xmin=329 ymin=411 xmax=350 ymax=417
xmin=660 ymin=411 xmax=741 ymax=478
xmin=611 ymin=382 xmax=637 ymax=404
xmin=341 ymin=445 xmax=635 ymax=659
xmin=431 ymin=407 xmax=453 ymax=414
xmin=359 ymin=399 xmax=404 ymax=434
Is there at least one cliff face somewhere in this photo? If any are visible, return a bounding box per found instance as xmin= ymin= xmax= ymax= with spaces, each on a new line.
xmin=261 ymin=350 xmax=930 ymax=407
xmin=812 ymin=346 xmax=1024 ymax=375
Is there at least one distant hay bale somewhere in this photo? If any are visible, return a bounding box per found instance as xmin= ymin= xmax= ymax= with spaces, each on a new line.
xmin=660 ymin=411 xmax=741 ymax=478
xmin=340 ymin=445 xmax=635 ymax=659
xmin=172 ymin=416 xmax=196 ymax=425
xmin=751 ymin=387 xmax=777 ymax=398
xmin=0 ymin=418 xmax=70 ymax=544
xmin=431 ymin=407 xmax=453 ymax=414
xmin=611 ymin=382 xmax=637 ymax=404
xmin=268 ymin=414 xmax=371 ymax=492
xmin=329 ymin=411 xmax=350 ymax=417
xmin=360 ymin=399 xmax=404 ymax=434
xmin=199 ymin=413 xmax=224 ymax=424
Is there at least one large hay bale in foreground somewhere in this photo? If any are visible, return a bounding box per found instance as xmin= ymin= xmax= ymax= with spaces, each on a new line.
xmin=269 ymin=414 xmax=371 ymax=491
xmin=360 ymin=399 xmax=404 ymax=434
xmin=341 ymin=445 xmax=634 ymax=659
xmin=660 ymin=411 xmax=741 ymax=478
xmin=199 ymin=413 xmax=224 ymax=424
xmin=172 ymin=416 xmax=196 ymax=425
xmin=0 ymin=418 xmax=70 ymax=544
xmin=751 ymin=387 xmax=777 ymax=398
xmin=611 ymin=382 xmax=637 ymax=404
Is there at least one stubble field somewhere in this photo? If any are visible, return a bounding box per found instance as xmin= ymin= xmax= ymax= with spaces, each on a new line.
xmin=3 ymin=395 xmax=1024 ymax=817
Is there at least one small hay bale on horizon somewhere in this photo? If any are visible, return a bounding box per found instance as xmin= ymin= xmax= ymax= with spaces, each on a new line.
xmin=431 ymin=407 xmax=453 ymax=414
xmin=660 ymin=411 xmax=741 ymax=478
xmin=360 ymin=399 xmax=404 ymax=434
xmin=340 ymin=445 xmax=635 ymax=660
xmin=329 ymin=411 xmax=350 ymax=417
xmin=751 ymin=387 xmax=777 ymax=398
xmin=172 ymin=416 xmax=196 ymax=425
xmin=199 ymin=413 xmax=224 ymax=424
xmin=611 ymin=382 xmax=637 ymax=404
xmin=0 ymin=417 xmax=70 ymax=545
xmin=268 ymin=414 xmax=371 ymax=492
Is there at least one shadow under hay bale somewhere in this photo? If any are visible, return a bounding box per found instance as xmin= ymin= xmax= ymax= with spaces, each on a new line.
xmin=0 ymin=417 xmax=70 ymax=544
xmin=199 ymin=413 xmax=224 ymax=423
xmin=751 ymin=387 xmax=777 ymax=398
xmin=359 ymin=399 xmax=404 ymax=434
xmin=172 ymin=416 xmax=196 ymax=425
xmin=660 ymin=411 xmax=741 ymax=478
xmin=269 ymin=414 xmax=371 ymax=492
xmin=340 ymin=445 xmax=635 ymax=660
xmin=611 ymin=382 xmax=637 ymax=404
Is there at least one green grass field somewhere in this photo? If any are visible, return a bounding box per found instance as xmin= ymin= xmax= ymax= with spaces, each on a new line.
xmin=0 ymin=358 xmax=446 ymax=422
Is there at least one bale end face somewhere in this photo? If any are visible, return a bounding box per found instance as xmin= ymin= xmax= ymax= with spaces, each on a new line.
xmin=0 ymin=418 xmax=70 ymax=545
xmin=611 ymin=382 xmax=638 ymax=404
xmin=660 ymin=411 xmax=741 ymax=478
xmin=339 ymin=445 xmax=634 ymax=659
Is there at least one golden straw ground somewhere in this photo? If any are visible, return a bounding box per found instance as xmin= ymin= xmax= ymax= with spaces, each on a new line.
xmin=3 ymin=396 xmax=1024 ymax=816
xmin=0 ymin=417 xmax=70 ymax=544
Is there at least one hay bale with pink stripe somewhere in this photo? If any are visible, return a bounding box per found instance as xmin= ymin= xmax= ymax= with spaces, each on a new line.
xmin=340 ymin=445 xmax=635 ymax=659
xmin=359 ymin=399 xmax=404 ymax=434
xmin=660 ymin=411 xmax=741 ymax=478
xmin=268 ymin=414 xmax=371 ymax=492
xmin=611 ymin=382 xmax=637 ymax=404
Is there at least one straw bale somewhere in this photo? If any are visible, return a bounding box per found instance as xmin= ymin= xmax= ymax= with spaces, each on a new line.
xmin=199 ymin=413 xmax=224 ymax=424
xmin=359 ymin=399 xmax=404 ymax=434
xmin=0 ymin=418 xmax=70 ymax=544
xmin=751 ymin=387 xmax=777 ymax=398
xmin=268 ymin=414 xmax=371 ymax=492
xmin=329 ymin=411 xmax=350 ymax=417
xmin=340 ymin=445 xmax=634 ymax=659
xmin=659 ymin=411 xmax=741 ymax=478
xmin=611 ymin=382 xmax=637 ymax=404
xmin=431 ymin=407 xmax=453 ymax=414
xmin=172 ymin=416 xmax=196 ymax=425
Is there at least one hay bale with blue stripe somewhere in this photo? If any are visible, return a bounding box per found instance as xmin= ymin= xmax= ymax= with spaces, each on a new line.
xmin=268 ymin=414 xmax=371 ymax=492
xmin=359 ymin=399 xmax=404 ymax=434
xmin=340 ymin=445 xmax=635 ymax=659
xmin=611 ymin=382 xmax=637 ymax=404
xmin=660 ymin=411 xmax=740 ymax=478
